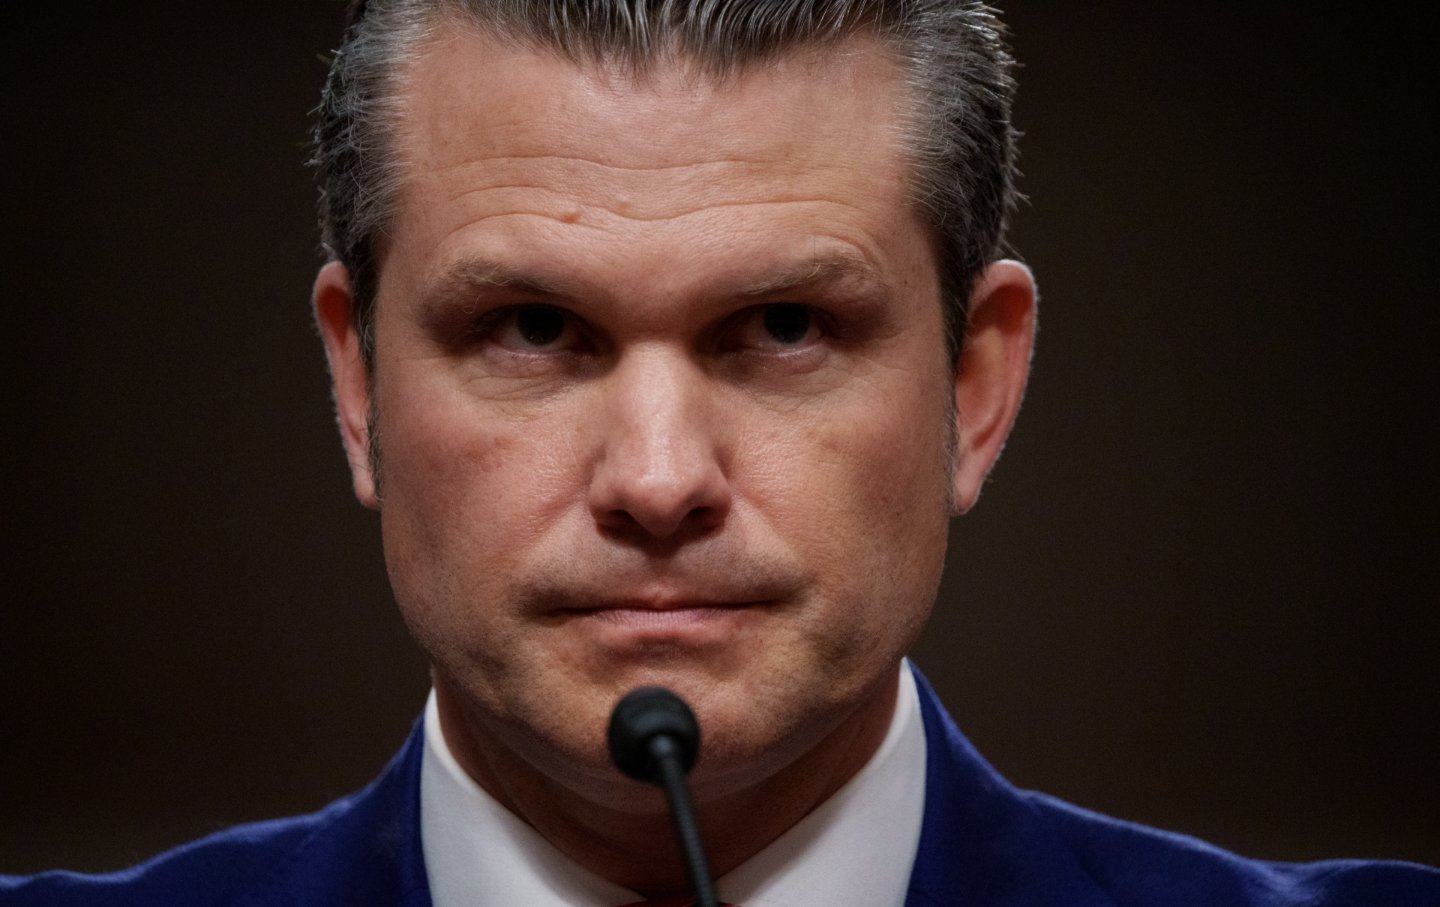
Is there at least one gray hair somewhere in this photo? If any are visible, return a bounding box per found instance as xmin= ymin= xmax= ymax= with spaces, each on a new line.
xmin=312 ymin=0 xmax=1019 ymax=366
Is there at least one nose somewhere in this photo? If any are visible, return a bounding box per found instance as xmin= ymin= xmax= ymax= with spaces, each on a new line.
xmin=587 ymin=348 xmax=732 ymax=543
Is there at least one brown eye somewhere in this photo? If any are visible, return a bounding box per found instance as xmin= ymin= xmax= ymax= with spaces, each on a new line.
xmin=514 ymin=305 xmax=567 ymax=347
xmin=723 ymin=303 xmax=826 ymax=356
xmin=762 ymin=304 xmax=813 ymax=345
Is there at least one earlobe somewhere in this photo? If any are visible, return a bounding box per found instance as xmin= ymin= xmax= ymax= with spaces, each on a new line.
xmin=313 ymin=261 xmax=380 ymax=509
xmin=950 ymin=259 xmax=1037 ymax=514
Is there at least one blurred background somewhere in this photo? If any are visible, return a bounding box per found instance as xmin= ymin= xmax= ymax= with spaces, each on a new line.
xmin=2 ymin=2 xmax=1434 ymax=872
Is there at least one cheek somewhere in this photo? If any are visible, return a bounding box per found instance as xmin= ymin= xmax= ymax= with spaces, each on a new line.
xmin=780 ymin=375 xmax=950 ymax=520
xmin=373 ymin=384 xmax=580 ymax=616
xmin=738 ymin=379 xmax=952 ymax=619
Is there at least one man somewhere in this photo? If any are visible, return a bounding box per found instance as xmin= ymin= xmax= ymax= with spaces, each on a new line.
xmin=3 ymin=1 xmax=1436 ymax=905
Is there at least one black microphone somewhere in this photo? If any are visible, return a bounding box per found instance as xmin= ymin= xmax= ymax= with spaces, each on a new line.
xmin=607 ymin=687 xmax=720 ymax=907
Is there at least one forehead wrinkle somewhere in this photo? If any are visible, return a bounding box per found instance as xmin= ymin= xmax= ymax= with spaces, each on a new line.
xmin=644 ymin=199 xmax=855 ymax=224
xmin=575 ymin=197 xmax=871 ymax=225
xmin=438 ymin=152 xmax=779 ymax=174
xmin=430 ymin=176 xmax=881 ymax=234
xmin=419 ymin=152 xmax=857 ymax=236
xmin=431 ymin=154 xmax=808 ymax=206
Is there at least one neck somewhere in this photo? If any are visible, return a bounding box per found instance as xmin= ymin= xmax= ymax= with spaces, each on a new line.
xmin=434 ymin=671 xmax=899 ymax=899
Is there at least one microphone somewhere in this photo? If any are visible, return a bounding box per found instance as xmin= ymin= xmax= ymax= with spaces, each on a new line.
xmin=607 ymin=687 xmax=720 ymax=907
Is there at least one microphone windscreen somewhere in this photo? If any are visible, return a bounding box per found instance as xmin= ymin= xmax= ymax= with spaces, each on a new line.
xmin=607 ymin=687 xmax=701 ymax=782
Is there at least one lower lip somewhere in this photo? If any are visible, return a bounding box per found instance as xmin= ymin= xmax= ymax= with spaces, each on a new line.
xmin=559 ymin=605 xmax=755 ymax=642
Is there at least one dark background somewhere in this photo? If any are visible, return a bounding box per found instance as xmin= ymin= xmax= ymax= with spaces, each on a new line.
xmin=2 ymin=3 xmax=1434 ymax=872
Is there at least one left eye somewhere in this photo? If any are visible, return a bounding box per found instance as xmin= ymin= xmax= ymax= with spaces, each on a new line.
xmin=732 ymin=303 xmax=822 ymax=350
xmin=513 ymin=305 xmax=567 ymax=346
xmin=486 ymin=304 xmax=581 ymax=351
xmin=762 ymin=304 xmax=814 ymax=345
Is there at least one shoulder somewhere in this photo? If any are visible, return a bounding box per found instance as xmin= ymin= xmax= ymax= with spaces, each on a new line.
xmin=0 ymin=809 xmax=334 ymax=906
xmin=1022 ymin=788 xmax=1440 ymax=907
xmin=0 ymin=721 xmax=430 ymax=907
xmin=907 ymin=665 xmax=1440 ymax=907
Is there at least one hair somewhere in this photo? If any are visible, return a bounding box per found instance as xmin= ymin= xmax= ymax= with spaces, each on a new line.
xmin=312 ymin=0 xmax=1019 ymax=367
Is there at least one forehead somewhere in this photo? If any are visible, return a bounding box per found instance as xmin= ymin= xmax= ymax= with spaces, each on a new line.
xmin=396 ymin=22 xmax=911 ymax=155
xmin=379 ymin=22 xmax=932 ymax=310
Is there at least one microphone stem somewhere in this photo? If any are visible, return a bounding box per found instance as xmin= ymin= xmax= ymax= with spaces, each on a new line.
xmin=650 ymin=735 xmax=720 ymax=907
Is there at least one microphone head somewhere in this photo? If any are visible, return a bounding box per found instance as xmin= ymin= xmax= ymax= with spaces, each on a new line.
xmin=607 ymin=686 xmax=701 ymax=783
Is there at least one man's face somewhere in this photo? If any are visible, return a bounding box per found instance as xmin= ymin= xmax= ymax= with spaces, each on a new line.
xmin=323 ymin=28 xmax=973 ymax=798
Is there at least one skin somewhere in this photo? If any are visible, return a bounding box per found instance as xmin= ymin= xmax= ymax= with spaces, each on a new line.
xmin=315 ymin=23 xmax=1035 ymax=898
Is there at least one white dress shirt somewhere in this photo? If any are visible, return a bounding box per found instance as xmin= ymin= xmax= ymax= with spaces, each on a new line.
xmin=420 ymin=662 xmax=927 ymax=906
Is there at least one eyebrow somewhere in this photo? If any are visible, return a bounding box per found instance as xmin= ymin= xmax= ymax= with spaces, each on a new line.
xmin=422 ymin=258 xmax=567 ymax=308
xmin=412 ymin=258 xmax=567 ymax=336
xmin=733 ymin=250 xmax=891 ymax=298
xmin=416 ymin=248 xmax=891 ymax=323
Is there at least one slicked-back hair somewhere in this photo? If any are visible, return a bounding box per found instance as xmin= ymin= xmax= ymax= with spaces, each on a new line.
xmin=312 ymin=0 xmax=1018 ymax=367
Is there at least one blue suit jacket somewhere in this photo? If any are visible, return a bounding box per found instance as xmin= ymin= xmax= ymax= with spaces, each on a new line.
xmin=5 ymin=668 xmax=1437 ymax=905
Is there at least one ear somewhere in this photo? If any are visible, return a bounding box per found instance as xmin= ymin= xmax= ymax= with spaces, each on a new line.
xmin=313 ymin=260 xmax=380 ymax=509
xmin=950 ymin=259 xmax=1037 ymax=514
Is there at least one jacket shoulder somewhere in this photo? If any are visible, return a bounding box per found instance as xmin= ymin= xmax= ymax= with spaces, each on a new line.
xmin=906 ymin=663 xmax=1439 ymax=907
xmin=0 ymin=808 xmax=334 ymax=906
xmin=0 ymin=720 xmax=429 ymax=907
xmin=1026 ymin=791 xmax=1440 ymax=907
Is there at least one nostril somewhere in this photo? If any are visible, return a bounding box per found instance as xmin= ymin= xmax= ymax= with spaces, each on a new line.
xmin=596 ymin=503 xmax=722 ymax=543
xmin=591 ymin=473 xmax=732 ymax=543
xmin=683 ymin=504 xmax=724 ymax=533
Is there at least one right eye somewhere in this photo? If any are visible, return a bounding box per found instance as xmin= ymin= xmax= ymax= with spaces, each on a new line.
xmin=483 ymin=304 xmax=583 ymax=352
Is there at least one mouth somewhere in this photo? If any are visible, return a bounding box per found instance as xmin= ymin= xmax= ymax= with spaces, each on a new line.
xmin=567 ymin=601 xmax=756 ymax=626
xmin=523 ymin=565 xmax=803 ymax=649
xmin=546 ymin=596 xmax=772 ymax=646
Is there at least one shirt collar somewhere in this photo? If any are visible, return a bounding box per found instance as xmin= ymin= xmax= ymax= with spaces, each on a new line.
xmin=420 ymin=661 xmax=927 ymax=907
